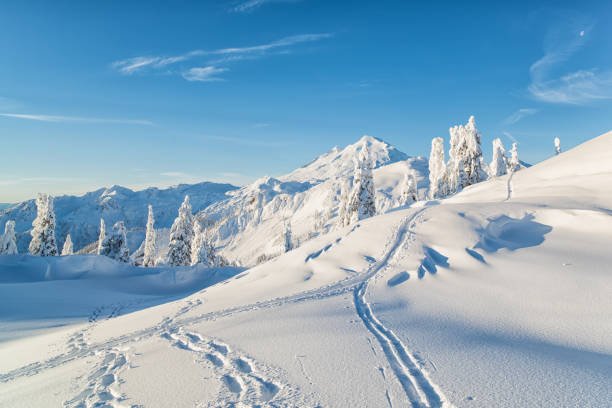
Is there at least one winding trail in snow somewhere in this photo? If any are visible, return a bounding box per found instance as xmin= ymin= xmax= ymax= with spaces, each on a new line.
xmin=353 ymin=209 xmax=452 ymax=408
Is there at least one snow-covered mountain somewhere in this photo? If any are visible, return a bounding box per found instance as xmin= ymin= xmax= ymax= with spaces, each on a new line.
xmin=201 ymin=135 xmax=425 ymax=265
xmin=0 ymin=182 xmax=238 ymax=253
xmin=1 ymin=130 xmax=610 ymax=408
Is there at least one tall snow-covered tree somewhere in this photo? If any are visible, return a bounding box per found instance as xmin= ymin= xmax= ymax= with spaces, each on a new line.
xmin=508 ymin=142 xmax=519 ymax=172
xmin=1 ymin=220 xmax=18 ymax=255
xmin=61 ymin=234 xmax=74 ymax=255
xmin=344 ymin=145 xmax=376 ymax=225
xmin=29 ymin=193 xmax=58 ymax=256
xmin=191 ymin=219 xmax=216 ymax=266
xmin=337 ymin=178 xmax=352 ymax=227
xmin=428 ymin=137 xmax=447 ymax=199
xmin=99 ymin=221 xmax=129 ymax=262
xmin=283 ymin=222 xmax=292 ymax=253
xmin=490 ymin=138 xmax=508 ymax=177
xmin=448 ymin=116 xmax=487 ymax=192
xmin=142 ymin=205 xmax=156 ymax=267
xmin=554 ymin=137 xmax=561 ymax=155
xmin=166 ymin=195 xmax=194 ymax=266
xmin=399 ymin=171 xmax=418 ymax=206
xmin=97 ymin=218 xmax=106 ymax=255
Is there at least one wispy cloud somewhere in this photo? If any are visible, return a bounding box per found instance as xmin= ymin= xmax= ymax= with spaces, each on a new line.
xmin=160 ymin=171 xmax=194 ymax=178
xmin=503 ymin=108 xmax=538 ymax=125
xmin=503 ymin=131 xmax=518 ymax=144
xmin=252 ymin=122 xmax=270 ymax=128
xmin=0 ymin=113 xmax=154 ymax=126
xmin=209 ymin=135 xmax=290 ymax=147
xmin=111 ymin=33 xmax=332 ymax=81
xmin=230 ymin=0 xmax=302 ymax=13
xmin=182 ymin=66 xmax=228 ymax=82
xmin=528 ymin=17 xmax=612 ymax=104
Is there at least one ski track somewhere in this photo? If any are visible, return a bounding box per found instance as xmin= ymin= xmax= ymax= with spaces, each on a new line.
xmin=353 ymin=209 xmax=453 ymax=408
xmin=2 ymin=207 xmax=452 ymax=407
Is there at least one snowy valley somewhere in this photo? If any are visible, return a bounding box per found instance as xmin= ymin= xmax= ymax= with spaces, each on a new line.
xmin=1 ymin=121 xmax=611 ymax=407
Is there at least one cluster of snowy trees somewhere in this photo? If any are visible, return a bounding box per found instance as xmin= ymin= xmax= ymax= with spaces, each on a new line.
xmin=2 ymin=192 xmax=223 ymax=269
xmin=428 ymin=116 xmax=524 ymax=200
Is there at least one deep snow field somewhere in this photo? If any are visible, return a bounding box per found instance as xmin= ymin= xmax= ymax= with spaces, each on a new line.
xmin=1 ymin=131 xmax=611 ymax=407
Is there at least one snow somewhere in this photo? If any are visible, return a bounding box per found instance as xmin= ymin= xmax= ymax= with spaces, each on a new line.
xmin=1 ymin=131 xmax=611 ymax=407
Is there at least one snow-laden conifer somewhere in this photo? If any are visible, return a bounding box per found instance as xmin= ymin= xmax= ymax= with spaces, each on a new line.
xmin=167 ymin=195 xmax=194 ymax=266
xmin=428 ymin=137 xmax=447 ymax=199
xmin=97 ymin=218 xmax=106 ymax=255
xmin=337 ymin=179 xmax=352 ymax=227
xmin=1 ymin=220 xmax=18 ymax=255
xmin=490 ymin=138 xmax=508 ymax=177
xmin=283 ymin=222 xmax=292 ymax=253
xmin=61 ymin=234 xmax=74 ymax=255
xmin=399 ymin=171 xmax=418 ymax=206
xmin=345 ymin=145 xmax=376 ymax=225
xmin=508 ymin=142 xmax=519 ymax=172
xmin=142 ymin=205 xmax=156 ymax=267
xmin=99 ymin=221 xmax=129 ymax=262
xmin=554 ymin=137 xmax=561 ymax=155
xmin=448 ymin=116 xmax=487 ymax=193
xmin=29 ymin=193 xmax=58 ymax=256
xmin=190 ymin=219 xmax=214 ymax=266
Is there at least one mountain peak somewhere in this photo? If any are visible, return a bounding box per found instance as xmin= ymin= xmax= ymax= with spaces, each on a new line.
xmin=280 ymin=135 xmax=409 ymax=183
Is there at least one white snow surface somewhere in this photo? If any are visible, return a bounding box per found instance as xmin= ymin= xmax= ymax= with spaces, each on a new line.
xmin=1 ymin=131 xmax=611 ymax=407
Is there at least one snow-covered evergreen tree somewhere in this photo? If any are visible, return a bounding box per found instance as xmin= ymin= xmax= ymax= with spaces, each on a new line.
xmin=99 ymin=221 xmax=129 ymax=262
xmin=1 ymin=220 xmax=18 ymax=255
xmin=166 ymin=195 xmax=194 ymax=266
xmin=283 ymin=222 xmax=292 ymax=253
xmin=490 ymin=138 xmax=508 ymax=177
xmin=191 ymin=219 xmax=216 ymax=267
xmin=508 ymin=142 xmax=519 ymax=172
xmin=554 ymin=137 xmax=561 ymax=155
xmin=97 ymin=218 xmax=106 ymax=255
xmin=399 ymin=171 xmax=418 ymax=206
xmin=142 ymin=205 xmax=156 ymax=267
xmin=337 ymin=179 xmax=352 ymax=227
xmin=61 ymin=234 xmax=74 ymax=255
xmin=428 ymin=137 xmax=447 ymax=199
xmin=344 ymin=145 xmax=376 ymax=225
xmin=448 ymin=116 xmax=487 ymax=192
xmin=29 ymin=193 xmax=58 ymax=256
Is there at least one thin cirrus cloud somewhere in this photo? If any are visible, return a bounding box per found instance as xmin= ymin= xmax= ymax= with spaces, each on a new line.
xmin=182 ymin=66 xmax=228 ymax=82
xmin=528 ymin=19 xmax=612 ymax=105
xmin=0 ymin=113 xmax=154 ymax=126
xmin=503 ymin=108 xmax=538 ymax=125
xmin=111 ymin=33 xmax=333 ymax=81
xmin=230 ymin=0 xmax=303 ymax=13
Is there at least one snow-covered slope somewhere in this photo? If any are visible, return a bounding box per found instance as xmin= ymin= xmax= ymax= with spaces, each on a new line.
xmin=1 ymin=131 xmax=611 ymax=408
xmin=0 ymin=182 xmax=238 ymax=253
xmin=202 ymin=135 xmax=425 ymax=265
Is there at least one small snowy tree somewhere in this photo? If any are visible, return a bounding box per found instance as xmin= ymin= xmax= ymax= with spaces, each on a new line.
xmin=344 ymin=145 xmax=376 ymax=225
xmin=99 ymin=221 xmax=129 ymax=262
xmin=29 ymin=193 xmax=58 ymax=256
xmin=554 ymin=137 xmax=561 ymax=155
xmin=61 ymin=234 xmax=74 ymax=255
xmin=97 ymin=218 xmax=106 ymax=255
xmin=337 ymin=179 xmax=352 ymax=227
xmin=490 ymin=138 xmax=508 ymax=177
xmin=428 ymin=137 xmax=447 ymax=199
xmin=399 ymin=171 xmax=418 ymax=206
xmin=508 ymin=142 xmax=519 ymax=173
xmin=1 ymin=220 xmax=18 ymax=255
xmin=166 ymin=195 xmax=194 ymax=266
xmin=142 ymin=205 xmax=156 ymax=267
xmin=191 ymin=219 xmax=217 ymax=267
xmin=283 ymin=222 xmax=292 ymax=253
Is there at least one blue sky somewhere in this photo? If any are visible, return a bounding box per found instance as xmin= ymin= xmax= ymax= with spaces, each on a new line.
xmin=1 ymin=0 xmax=611 ymax=202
